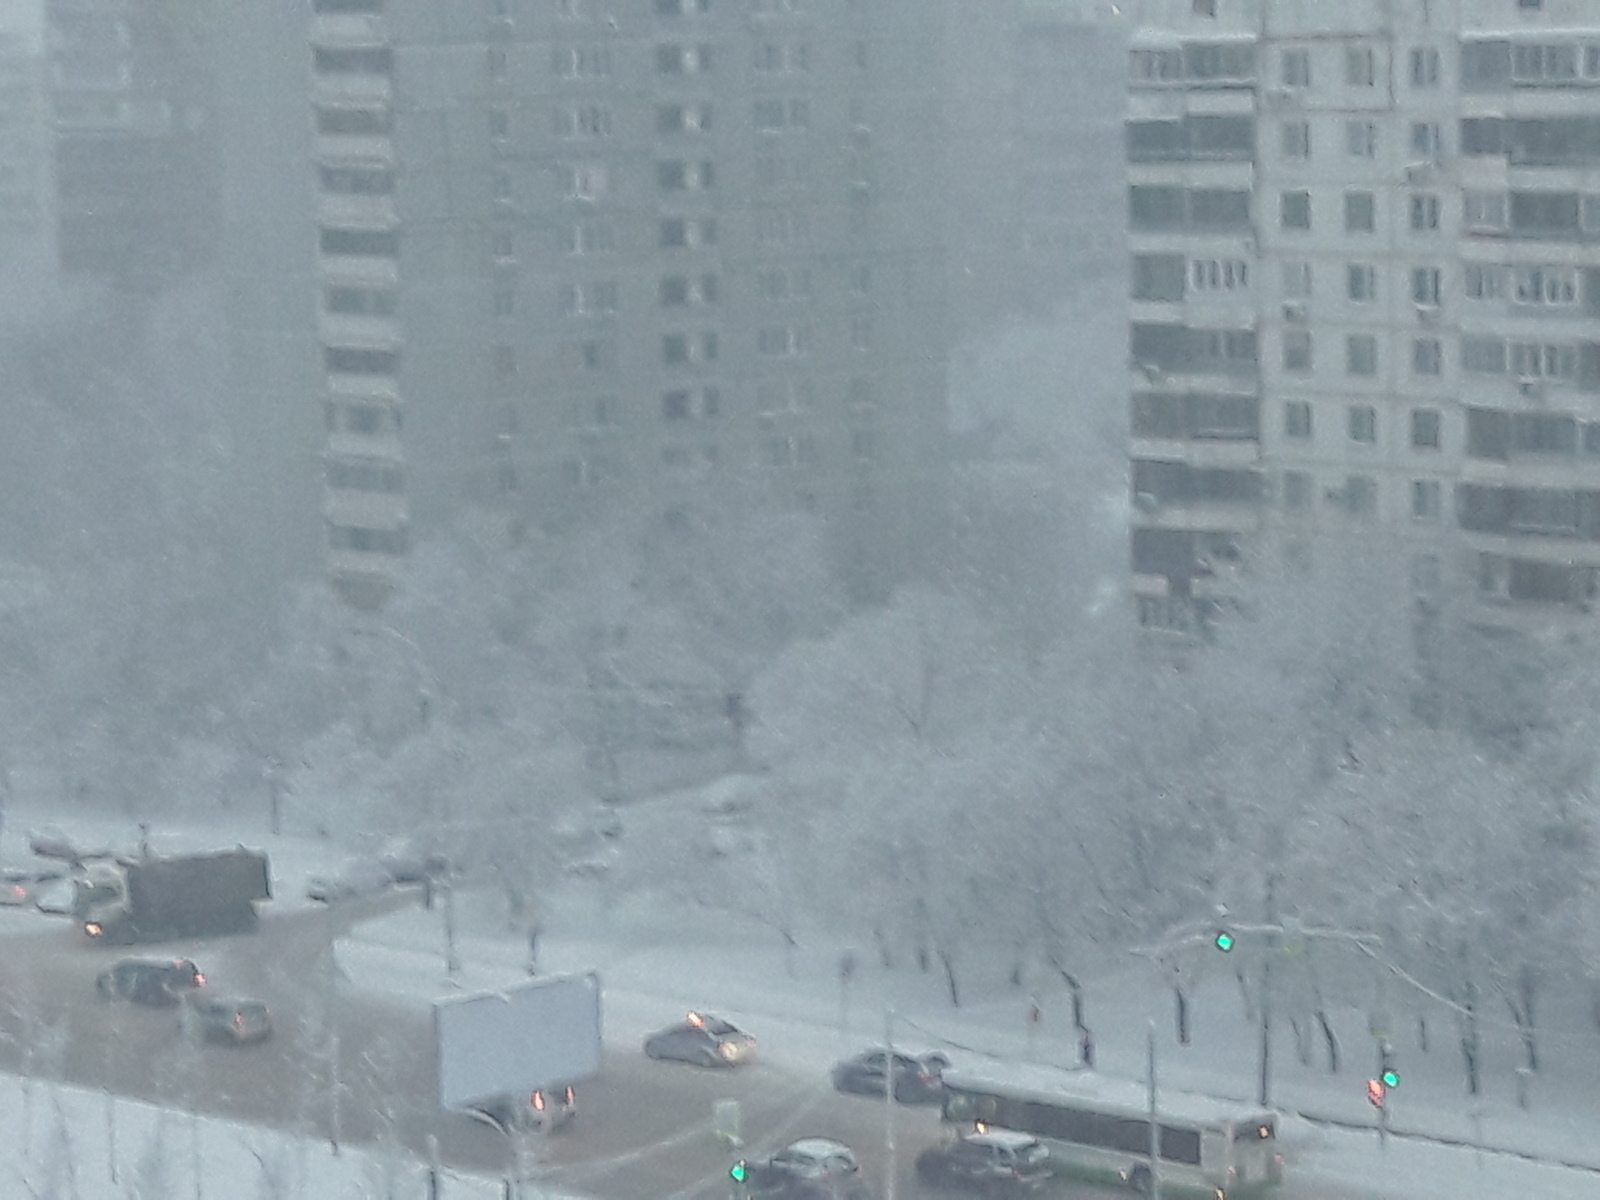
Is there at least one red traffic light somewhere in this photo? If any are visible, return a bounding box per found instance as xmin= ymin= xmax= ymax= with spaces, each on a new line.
xmin=1366 ymin=1078 xmax=1386 ymax=1108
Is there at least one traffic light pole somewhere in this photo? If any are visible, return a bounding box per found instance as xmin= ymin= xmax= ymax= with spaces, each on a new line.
xmin=1257 ymin=877 xmax=1278 ymax=1108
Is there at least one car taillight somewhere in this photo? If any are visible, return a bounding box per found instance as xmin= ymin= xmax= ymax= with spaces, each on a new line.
xmin=564 ymin=1086 xmax=574 ymax=1104
xmin=194 ymin=973 xmax=206 ymax=986
xmin=532 ymin=1091 xmax=546 ymax=1111
xmin=85 ymin=923 xmax=103 ymax=937
xmin=9 ymin=885 xmax=24 ymax=899
xmin=233 ymin=1014 xmax=244 ymax=1028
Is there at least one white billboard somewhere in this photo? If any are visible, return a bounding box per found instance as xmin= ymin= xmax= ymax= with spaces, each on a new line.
xmin=435 ymin=972 xmax=602 ymax=1110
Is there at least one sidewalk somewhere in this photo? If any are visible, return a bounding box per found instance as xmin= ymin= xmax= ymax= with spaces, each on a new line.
xmin=336 ymin=887 xmax=1600 ymax=1191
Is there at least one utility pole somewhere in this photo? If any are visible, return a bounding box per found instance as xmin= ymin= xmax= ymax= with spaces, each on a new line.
xmin=1258 ymin=875 xmax=1279 ymax=1108
xmin=1146 ymin=1021 xmax=1162 ymax=1200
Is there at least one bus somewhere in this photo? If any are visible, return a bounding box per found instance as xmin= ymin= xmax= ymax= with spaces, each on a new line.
xmin=939 ymin=1062 xmax=1282 ymax=1199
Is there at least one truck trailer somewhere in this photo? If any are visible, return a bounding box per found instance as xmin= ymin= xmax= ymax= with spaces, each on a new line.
xmin=75 ymin=849 xmax=271 ymax=943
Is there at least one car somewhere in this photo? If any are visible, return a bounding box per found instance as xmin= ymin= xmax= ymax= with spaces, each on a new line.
xmin=463 ymin=1085 xmax=577 ymax=1135
xmin=183 ymin=994 xmax=273 ymax=1044
xmin=0 ymin=867 xmax=63 ymax=908
xmin=96 ymin=957 xmax=205 ymax=1006
xmin=306 ymin=858 xmax=394 ymax=903
xmin=643 ymin=1011 xmax=756 ymax=1067
xmin=830 ymin=1048 xmax=950 ymax=1103
xmin=914 ymin=1131 xmax=1051 ymax=1195
xmin=736 ymin=1138 xmax=873 ymax=1200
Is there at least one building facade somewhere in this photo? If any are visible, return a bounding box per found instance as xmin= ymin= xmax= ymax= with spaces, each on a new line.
xmin=0 ymin=2 xmax=55 ymax=310
xmin=310 ymin=0 xmax=951 ymax=608
xmin=1127 ymin=0 xmax=1600 ymax=634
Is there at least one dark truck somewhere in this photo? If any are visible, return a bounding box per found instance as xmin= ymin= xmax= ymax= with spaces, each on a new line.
xmin=75 ymin=850 xmax=271 ymax=943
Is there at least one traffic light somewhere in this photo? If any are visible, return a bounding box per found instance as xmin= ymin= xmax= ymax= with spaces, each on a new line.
xmin=730 ymin=1161 xmax=748 ymax=1184
xmin=1366 ymin=1078 xmax=1386 ymax=1108
xmin=1378 ymin=1040 xmax=1398 ymax=1089
xmin=1212 ymin=929 xmax=1235 ymax=952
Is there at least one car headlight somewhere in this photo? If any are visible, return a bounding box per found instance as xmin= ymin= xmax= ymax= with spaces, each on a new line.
xmin=719 ymin=1042 xmax=738 ymax=1058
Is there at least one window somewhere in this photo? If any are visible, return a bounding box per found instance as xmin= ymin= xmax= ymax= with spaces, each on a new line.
xmin=1412 ymin=408 xmax=1442 ymax=449
xmin=1282 ymin=261 xmax=1313 ymax=299
xmin=1347 ymin=333 xmax=1378 ymax=375
xmin=1190 ymin=258 xmax=1249 ymax=292
xmin=1283 ymin=331 xmax=1313 ymax=373
xmin=1462 ymin=336 xmax=1507 ymax=373
xmin=1283 ymin=470 xmax=1312 ymax=510
xmin=557 ymin=104 xmax=613 ymax=138
xmin=1412 ymin=266 xmax=1442 ymax=305
xmin=1412 ymin=480 xmax=1441 ymax=520
xmin=1410 ymin=47 xmax=1440 ymax=87
xmin=1345 ymin=45 xmax=1376 ymax=87
xmin=567 ymin=219 xmax=616 ymax=255
xmin=1409 ymin=122 xmax=1443 ymax=158
xmin=1465 ymin=263 xmax=1504 ymax=300
xmin=658 ymin=103 xmax=713 ymax=133
xmin=1281 ymin=190 xmax=1311 ymax=230
xmin=1345 ymin=475 xmax=1377 ymax=516
xmin=658 ymin=216 xmax=716 ymax=247
xmin=564 ymin=162 xmax=609 ymax=200
xmin=1347 ymin=263 xmax=1377 ymax=301
xmin=1282 ymin=49 xmax=1311 ymax=88
xmin=1463 ymin=191 xmax=1508 ymax=232
xmin=1509 ymin=341 xmax=1576 ymax=379
xmin=1281 ymin=120 xmax=1311 ymax=160
xmin=1192 ymin=0 xmax=1216 ymax=15
xmin=1284 ymin=400 xmax=1313 ymax=438
xmin=1412 ymin=337 xmax=1443 ymax=375
xmin=1410 ymin=193 xmax=1441 ymax=231
xmin=1512 ymin=265 xmax=1578 ymax=306
xmin=1345 ymin=121 xmax=1377 ymax=157
xmin=1344 ymin=191 xmax=1375 ymax=232
xmin=559 ymin=280 xmax=619 ymax=316
xmin=1349 ymin=404 xmax=1377 ymax=444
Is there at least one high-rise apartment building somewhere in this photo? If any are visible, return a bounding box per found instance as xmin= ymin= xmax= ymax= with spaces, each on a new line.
xmin=1127 ymin=0 xmax=1600 ymax=635
xmin=45 ymin=0 xmax=219 ymax=280
xmin=309 ymin=0 xmax=950 ymax=608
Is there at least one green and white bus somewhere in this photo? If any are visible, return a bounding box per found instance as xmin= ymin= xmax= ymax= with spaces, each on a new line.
xmin=940 ymin=1062 xmax=1282 ymax=1199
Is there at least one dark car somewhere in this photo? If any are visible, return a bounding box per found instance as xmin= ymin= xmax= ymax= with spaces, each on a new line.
xmin=736 ymin=1138 xmax=873 ymax=1200
xmin=96 ymin=957 xmax=205 ymax=1006
xmin=0 ymin=867 xmax=63 ymax=908
xmin=915 ymin=1131 xmax=1051 ymax=1195
xmin=644 ymin=1011 xmax=756 ymax=1067
xmin=183 ymin=994 xmax=273 ymax=1044
xmin=464 ymin=1085 xmax=577 ymax=1135
xmin=830 ymin=1048 xmax=950 ymax=1103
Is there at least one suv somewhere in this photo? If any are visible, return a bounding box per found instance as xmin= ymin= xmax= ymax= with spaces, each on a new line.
xmin=736 ymin=1139 xmax=873 ymax=1200
xmin=915 ymin=1131 xmax=1051 ymax=1195
xmin=96 ymin=957 xmax=205 ymax=1006
xmin=184 ymin=994 xmax=273 ymax=1044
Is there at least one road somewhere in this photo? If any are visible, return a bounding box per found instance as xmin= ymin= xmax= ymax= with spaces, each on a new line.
xmin=0 ymin=899 xmax=1384 ymax=1199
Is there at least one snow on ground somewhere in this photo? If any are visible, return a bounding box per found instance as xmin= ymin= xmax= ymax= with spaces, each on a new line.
xmin=5 ymin=800 xmax=1600 ymax=1199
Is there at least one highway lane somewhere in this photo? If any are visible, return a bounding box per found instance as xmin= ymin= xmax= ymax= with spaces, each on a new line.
xmin=0 ymin=902 xmax=1409 ymax=1199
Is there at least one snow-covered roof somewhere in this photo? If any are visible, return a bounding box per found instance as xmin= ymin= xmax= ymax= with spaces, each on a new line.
xmin=942 ymin=1060 xmax=1275 ymax=1128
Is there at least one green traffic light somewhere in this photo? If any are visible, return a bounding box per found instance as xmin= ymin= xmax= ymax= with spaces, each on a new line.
xmin=1214 ymin=930 xmax=1235 ymax=952
xmin=730 ymin=1161 xmax=748 ymax=1183
xmin=1380 ymin=1068 xmax=1399 ymax=1089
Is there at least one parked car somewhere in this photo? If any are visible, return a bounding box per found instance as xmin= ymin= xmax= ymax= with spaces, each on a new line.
xmin=736 ymin=1138 xmax=872 ymax=1200
xmin=464 ymin=1085 xmax=577 ymax=1135
xmin=96 ymin=957 xmax=205 ymax=1006
xmin=305 ymin=858 xmax=394 ymax=903
xmin=0 ymin=867 xmax=63 ymax=908
xmin=183 ymin=994 xmax=273 ymax=1044
xmin=830 ymin=1048 xmax=950 ymax=1103
xmin=914 ymin=1131 xmax=1051 ymax=1195
xmin=644 ymin=1011 xmax=756 ymax=1066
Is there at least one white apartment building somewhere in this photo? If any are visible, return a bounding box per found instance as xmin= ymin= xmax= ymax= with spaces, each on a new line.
xmin=1126 ymin=0 xmax=1600 ymax=635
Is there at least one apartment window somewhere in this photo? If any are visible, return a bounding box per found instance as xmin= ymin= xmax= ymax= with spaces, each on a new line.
xmin=1191 ymin=258 xmax=1249 ymax=291
xmin=1409 ymin=122 xmax=1443 ymax=158
xmin=1412 ymin=266 xmax=1442 ymax=305
xmin=1192 ymin=0 xmax=1216 ymax=16
xmin=1510 ymin=341 xmax=1576 ymax=379
xmin=1462 ymin=336 xmax=1507 ymax=373
xmin=1283 ymin=331 xmax=1313 ymax=373
xmin=1411 ymin=480 xmax=1441 ymax=520
xmin=564 ymin=163 xmax=609 ymax=200
xmin=557 ymin=104 xmax=613 ymax=139
xmin=1284 ymin=399 xmax=1313 ymax=438
xmin=559 ymin=280 xmax=619 ymax=316
xmin=658 ymin=216 xmax=716 ymax=247
xmin=1346 ymin=475 xmax=1377 ymax=516
xmin=1512 ymin=265 xmax=1577 ymax=306
xmin=1347 ymin=263 xmax=1377 ymax=301
xmin=1347 ymin=334 xmax=1378 ymax=376
xmin=1463 ymin=191 xmax=1508 ymax=232
xmin=1410 ymin=193 xmax=1441 ymax=231
xmin=1412 ymin=408 xmax=1442 ymax=449
xmin=1281 ymin=190 xmax=1311 ymax=230
xmin=1345 ymin=45 xmax=1376 ymax=87
xmin=1282 ymin=260 xmax=1313 ymax=299
xmin=1465 ymin=263 xmax=1504 ymax=300
xmin=1344 ymin=191 xmax=1375 ymax=232
xmin=1345 ymin=120 xmax=1377 ymax=157
xmin=1281 ymin=120 xmax=1311 ymax=160
xmin=1282 ymin=48 xmax=1311 ymax=88
xmin=1283 ymin=470 xmax=1312 ymax=510
xmin=757 ymin=324 xmax=808 ymax=356
xmin=1412 ymin=337 xmax=1443 ymax=375
xmin=1348 ymin=404 xmax=1377 ymax=444
xmin=1410 ymin=47 xmax=1440 ymax=87
xmin=566 ymin=219 xmax=615 ymax=255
